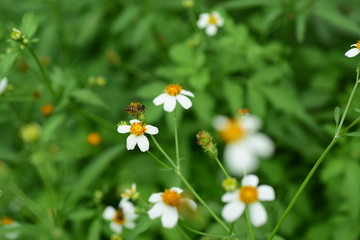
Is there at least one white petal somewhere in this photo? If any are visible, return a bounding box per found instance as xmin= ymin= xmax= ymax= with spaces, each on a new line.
xmin=212 ymin=12 xmax=224 ymax=26
xmin=176 ymin=94 xmax=192 ymax=109
xmin=222 ymin=201 xmax=245 ymax=222
xmin=180 ymin=89 xmax=195 ymax=97
xmin=249 ymin=202 xmax=267 ymax=227
xmin=120 ymin=199 xmax=135 ymax=213
xmin=149 ymin=192 xmax=162 ymax=203
xmin=0 ymin=77 xmax=8 ymax=94
xmin=241 ymin=174 xmax=259 ymax=187
xmin=206 ymin=25 xmax=218 ymax=36
xmin=129 ymin=119 xmax=140 ymax=124
xmin=110 ymin=222 xmax=123 ymax=233
xmin=148 ymin=202 xmax=166 ymax=219
xmin=221 ymin=190 xmax=239 ymax=202
xmin=163 ymin=96 xmax=177 ymax=112
xmin=153 ymin=93 xmax=168 ymax=106
xmin=161 ymin=206 xmax=179 ymax=228
xmin=247 ymin=133 xmax=274 ymax=158
xmin=170 ymin=187 xmax=183 ymax=194
xmin=180 ymin=198 xmax=197 ymax=210
xmin=345 ymin=48 xmax=360 ymax=58
xmin=117 ymin=125 xmax=130 ymax=133
xmin=145 ymin=125 xmax=159 ymax=135
xmin=126 ymin=135 xmax=137 ymax=150
xmin=212 ymin=115 xmax=229 ymax=131
xmin=136 ymin=135 xmax=149 ymax=152
xmin=224 ymin=143 xmax=259 ymax=176
xmin=124 ymin=220 xmax=136 ymax=229
xmin=103 ymin=206 xmax=116 ymax=220
xmin=241 ymin=114 xmax=262 ymax=132
xmin=257 ymin=185 xmax=275 ymax=201
xmin=197 ymin=14 xmax=209 ymax=28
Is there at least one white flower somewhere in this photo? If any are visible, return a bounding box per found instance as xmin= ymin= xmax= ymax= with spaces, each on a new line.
xmin=345 ymin=41 xmax=360 ymax=58
xmin=197 ymin=12 xmax=224 ymax=36
xmin=153 ymin=84 xmax=194 ymax=112
xmin=0 ymin=77 xmax=8 ymax=95
xmin=147 ymin=187 xmax=197 ymax=229
xmin=1 ymin=217 xmax=20 ymax=239
xmin=213 ymin=114 xmax=274 ymax=176
xmin=121 ymin=183 xmax=139 ymax=200
xmin=102 ymin=199 xmax=138 ymax=233
xmin=221 ymin=174 xmax=275 ymax=227
xmin=117 ymin=119 xmax=159 ymax=152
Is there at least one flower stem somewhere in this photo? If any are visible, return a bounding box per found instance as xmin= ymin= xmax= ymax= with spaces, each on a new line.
xmin=150 ymin=135 xmax=177 ymax=168
xmin=246 ymin=208 xmax=256 ymax=240
xmin=173 ymin=112 xmax=180 ymax=168
xmin=147 ymin=151 xmax=171 ymax=169
xmin=215 ymin=156 xmax=230 ymax=178
xmin=181 ymin=222 xmax=225 ymax=239
xmin=267 ymin=138 xmax=337 ymax=240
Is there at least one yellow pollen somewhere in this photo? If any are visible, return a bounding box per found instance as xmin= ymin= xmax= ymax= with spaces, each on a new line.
xmin=239 ymin=186 xmax=258 ymax=204
xmin=162 ymin=189 xmax=181 ymax=207
xmin=113 ymin=208 xmax=126 ymax=225
xmin=356 ymin=40 xmax=360 ymax=49
xmin=1 ymin=217 xmax=14 ymax=225
xmin=165 ymin=84 xmax=182 ymax=96
xmin=208 ymin=13 xmax=218 ymax=25
xmin=130 ymin=122 xmax=146 ymax=136
xmin=219 ymin=119 xmax=246 ymax=143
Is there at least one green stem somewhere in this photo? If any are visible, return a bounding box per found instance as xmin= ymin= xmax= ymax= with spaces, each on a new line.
xmin=181 ymin=223 xmax=225 ymax=239
xmin=173 ymin=112 xmax=180 ymax=168
xmin=341 ymin=116 xmax=360 ymax=135
xmin=268 ymin=138 xmax=337 ymax=240
xmin=27 ymin=46 xmax=58 ymax=100
xmin=147 ymin=151 xmax=171 ymax=169
xmin=335 ymin=66 xmax=360 ymax=138
xmin=229 ymin=222 xmax=235 ymax=236
xmin=150 ymin=135 xmax=177 ymax=168
xmin=215 ymin=156 xmax=230 ymax=178
xmin=177 ymin=173 xmax=230 ymax=233
xmin=246 ymin=208 xmax=256 ymax=240
xmin=177 ymin=225 xmax=192 ymax=240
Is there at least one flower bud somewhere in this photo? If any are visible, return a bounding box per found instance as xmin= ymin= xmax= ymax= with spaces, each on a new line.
xmin=182 ymin=0 xmax=194 ymax=8
xmin=10 ymin=28 xmax=22 ymax=41
xmin=20 ymin=122 xmax=41 ymax=143
xmin=196 ymin=131 xmax=218 ymax=158
xmin=222 ymin=177 xmax=237 ymax=192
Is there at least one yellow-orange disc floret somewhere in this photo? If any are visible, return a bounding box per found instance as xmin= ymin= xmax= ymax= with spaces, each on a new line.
xmin=87 ymin=132 xmax=102 ymax=146
xmin=113 ymin=208 xmax=126 ymax=225
xmin=165 ymin=84 xmax=182 ymax=96
xmin=356 ymin=40 xmax=360 ymax=49
xmin=41 ymin=104 xmax=54 ymax=116
xmin=239 ymin=186 xmax=258 ymax=204
xmin=208 ymin=13 xmax=218 ymax=25
xmin=1 ymin=217 xmax=14 ymax=225
xmin=219 ymin=119 xmax=246 ymax=143
xmin=162 ymin=189 xmax=181 ymax=207
xmin=130 ymin=122 xmax=147 ymax=136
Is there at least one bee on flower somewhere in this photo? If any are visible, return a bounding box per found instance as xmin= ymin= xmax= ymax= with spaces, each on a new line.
xmin=147 ymin=187 xmax=197 ymax=229
xmin=153 ymin=84 xmax=194 ymax=112
xmin=197 ymin=11 xmax=224 ymax=36
xmin=1 ymin=217 xmax=20 ymax=239
xmin=213 ymin=111 xmax=274 ymax=176
xmin=0 ymin=77 xmax=8 ymax=95
xmin=117 ymin=119 xmax=159 ymax=152
xmin=345 ymin=40 xmax=360 ymax=58
xmin=102 ymin=199 xmax=138 ymax=233
xmin=221 ymin=174 xmax=275 ymax=227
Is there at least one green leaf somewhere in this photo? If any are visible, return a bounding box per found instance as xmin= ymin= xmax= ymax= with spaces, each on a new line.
xmin=218 ymin=0 xmax=274 ymax=9
xmin=126 ymin=218 xmax=153 ymax=240
xmin=21 ymin=12 xmax=39 ymax=38
xmin=193 ymin=91 xmax=214 ymax=124
xmin=188 ymin=69 xmax=210 ymax=90
xmin=296 ymin=12 xmax=308 ymax=43
xmin=247 ymin=84 xmax=266 ymax=118
xmin=136 ymin=82 xmax=167 ymax=99
xmin=70 ymin=89 xmax=107 ymax=108
xmin=86 ymin=219 xmax=101 ymax=240
xmin=223 ymin=80 xmax=244 ymax=112
xmin=344 ymin=132 xmax=360 ymax=137
xmin=111 ymin=6 xmax=139 ymax=33
xmin=0 ymin=51 xmax=20 ymax=79
xmin=40 ymin=114 xmax=67 ymax=144
xmin=334 ymin=106 xmax=340 ymax=130
xmin=169 ymin=43 xmax=193 ymax=65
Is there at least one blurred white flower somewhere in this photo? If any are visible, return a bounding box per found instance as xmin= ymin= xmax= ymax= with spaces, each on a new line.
xmin=117 ymin=119 xmax=158 ymax=152
xmin=102 ymin=199 xmax=138 ymax=233
xmin=221 ymin=174 xmax=275 ymax=227
xmin=345 ymin=40 xmax=360 ymax=58
xmin=148 ymin=187 xmax=196 ymax=229
xmin=0 ymin=77 xmax=8 ymax=95
xmin=197 ymin=12 xmax=224 ymax=36
xmin=1 ymin=217 xmax=20 ymax=239
xmin=213 ymin=114 xmax=274 ymax=176
xmin=121 ymin=183 xmax=139 ymax=201
xmin=153 ymin=84 xmax=194 ymax=112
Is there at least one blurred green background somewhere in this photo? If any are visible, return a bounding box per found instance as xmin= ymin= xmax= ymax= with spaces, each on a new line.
xmin=0 ymin=0 xmax=360 ymax=239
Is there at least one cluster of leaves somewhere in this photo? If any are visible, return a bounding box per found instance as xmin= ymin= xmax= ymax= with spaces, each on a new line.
xmin=0 ymin=0 xmax=360 ymax=239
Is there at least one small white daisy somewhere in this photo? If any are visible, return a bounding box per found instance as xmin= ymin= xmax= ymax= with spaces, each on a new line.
xmin=147 ymin=187 xmax=197 ymax=229
xmin=197 ymin=11 xmax=224 ymax=36
xmin=1 ymin=217 xmax=20 ymax=239
xmin=102 ymin=199 xmax=138 ymax=233
xmin=213 ymin=113 xmax=274 ymax=176
xmin=117 ymin=119 xmax=159 ymax=152
xmin=121 ymin=183 xmax=139 ymax=200
xmin=221 ymin=174 xmax=275 ymax=227
xmin=0 ymin=77 xmax=8 ymax=95
xmin=153 ymin=83 xmax=194 ymax=112
xmin=345 ymin=40 xmax=360 ymax=58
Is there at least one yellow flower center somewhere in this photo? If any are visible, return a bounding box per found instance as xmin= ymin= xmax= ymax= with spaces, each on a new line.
xmin=1 ymin=217 xmax=14 ymax=225
xmin=40 ymin=104 xmax=54 ymax=116
xmin=208 ymin=13 xmax=218 ymax=25
xmin=357 ymin=40 xmax=360 ymax=49
xmin=165 ymin=84 xmax=182 ymax=96
xmin=219 ymin=119 xmax=246 ymax=143
xmin=87 ymin=132 xmax=102 ymax=146
xmin=113 ymin=208 xmax=125 ymax=225
xmin=130 ymin=122 xmax=147 ymax=136
xmin=239 ymin=186 xmax=258 ymax=204
xmin=162 ymin=189 xmax=181 ymax=207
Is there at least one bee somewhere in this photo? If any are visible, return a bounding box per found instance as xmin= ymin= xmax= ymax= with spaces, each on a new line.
xmin=125 ymin=102 xmax=145 ymax=119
